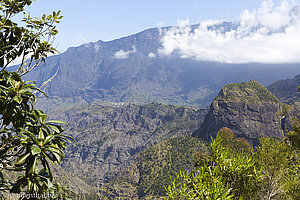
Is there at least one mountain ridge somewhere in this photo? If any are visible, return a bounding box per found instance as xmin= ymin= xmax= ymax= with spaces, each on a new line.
xmin=20 ymin=23 xmax=300 ymax=111
xmin=267 ymin=74 xmax=300 ymax=104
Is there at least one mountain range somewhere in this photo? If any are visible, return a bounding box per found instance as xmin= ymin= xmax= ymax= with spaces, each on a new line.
xmin=21 ymin=23 xmax=300 ymax=110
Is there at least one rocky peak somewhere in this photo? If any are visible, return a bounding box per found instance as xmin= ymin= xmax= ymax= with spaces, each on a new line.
xmin=217 ymin=80 xmax=280 ymax=103
xmin=193 ymin=80 xmax=292 ymax=144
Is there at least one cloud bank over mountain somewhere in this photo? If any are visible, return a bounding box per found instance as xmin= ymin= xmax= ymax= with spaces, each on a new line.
xmin=158 ymin=0 xmax=300 ymax=63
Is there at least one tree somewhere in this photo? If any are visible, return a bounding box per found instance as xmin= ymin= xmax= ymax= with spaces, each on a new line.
xmin=166 ymin=129 xmax=263 ymax=200
xmin=0 ymin=0 xmax=73 ymax=198
xmin=255 ymin=137 xmax=300 ymax=200
xmin=286 ymin=116 xmax=300 ymax=150
xmin=166 ymin=127 xmax=300 ymax=200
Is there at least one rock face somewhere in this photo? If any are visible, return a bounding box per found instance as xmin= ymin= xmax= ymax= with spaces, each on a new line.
xmin=50 ymin=102 xmax=208 ymax=187
xmin=193 ymin=80 xmax=293 ymax=143
xmin=268 ymin=74 xmax=300 ymax=104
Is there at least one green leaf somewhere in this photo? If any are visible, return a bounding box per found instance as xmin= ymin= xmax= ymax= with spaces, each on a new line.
xmin=15 ymin=153 xmax=30 ymax=166
xmin=51 ymin=151 xmax=63 ymax=163
xmin=44 ymin=144 xmax=64 ymax=154
xmin=46 ymin=120 xmax=68 ymax=126
xmin=13 ymin=95 xmax=23 ymax=104
xmin=55 ymin=134 xmax=76 ymax=143
xmin=20 ymin=128 xmax=39 ymax=144
xmin=38 ymin=129 xmax=44 ymax=139
xmin=44 ymin=135 xmax=54 ymax=145
xmin=28 ymin=157 xmax=38 ymax=175
xmin=39 ymin=112 xmax=47 ymax=123
xmin=47 ymin=124 xmax=60 ymax=133
xmin=31 ymin=146 xmax=41 ymax=156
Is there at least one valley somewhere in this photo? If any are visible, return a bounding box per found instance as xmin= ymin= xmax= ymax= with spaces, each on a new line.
xmin=48 ymin=77 xmax=300 ymax=199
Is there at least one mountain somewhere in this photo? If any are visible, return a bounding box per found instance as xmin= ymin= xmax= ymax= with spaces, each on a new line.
xmin=49 ymin=102 xmax=208 ymax=191
xmin=193 ymin=80 xmax=296 ymax=144
xmin=23 ymin=24 xmax=300 ymax=110
xmin=268 ymin=74 xmax=300 ymax=104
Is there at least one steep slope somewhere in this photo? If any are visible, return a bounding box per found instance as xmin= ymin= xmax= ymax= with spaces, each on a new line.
xmin=100 ymin=137 xmax=208 ymax=199
xmin=193 ymin=80 xmax=295 ymax=143
xmin=49 ymin=102 xmax=208 ymax=190
xmin=23 ymin=25 xmax=300 ymax=110
xmin=268 ymin=74 xmax=300 ymax=104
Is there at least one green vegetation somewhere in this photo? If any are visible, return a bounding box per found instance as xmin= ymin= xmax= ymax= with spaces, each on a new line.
xmin=0 ymin=0 xmax=73 ymax=198
xmin=220 ymin=80 xmax=280 ymax=103
xmin=287 ymin=116 xmax=300 ymax=150
xmin=166 ymin=127 xmax=300 ymax=199
xmin=137 ymin=137 xmax=208 ymax=197
xmin=100 ymin=137 xmax=208 ymax=199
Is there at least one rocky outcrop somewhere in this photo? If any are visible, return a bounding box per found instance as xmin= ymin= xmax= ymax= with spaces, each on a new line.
xmin=193 ymin=80 xmax=295 ymax=144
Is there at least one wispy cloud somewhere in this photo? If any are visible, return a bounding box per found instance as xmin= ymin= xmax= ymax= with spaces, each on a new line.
xmin=114 ymin=46 xmax=137 ymax=59
xmin=78 ymin=32 xmax=88 ymax=43
xmin=158 ymin=0 xmax=300 ymax=63
xmin=148 ymin=52 xmax=156 ymax=58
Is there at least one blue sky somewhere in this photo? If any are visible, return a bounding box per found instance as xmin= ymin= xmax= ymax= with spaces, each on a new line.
xmin=20 ymin=0 xmax=295 ymax=52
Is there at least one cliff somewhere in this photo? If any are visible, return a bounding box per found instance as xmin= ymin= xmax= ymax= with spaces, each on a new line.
xmin=193 ymin=80 xmax=294 ymax=144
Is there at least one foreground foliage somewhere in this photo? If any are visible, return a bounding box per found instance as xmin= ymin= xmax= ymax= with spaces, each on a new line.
xmin=98 ymin=137 xmax=208 ymax=199
xmin=0 ymin=0 xmax=73 ymax=198
xmin=166 ymin=127 xmax=300 ymax=199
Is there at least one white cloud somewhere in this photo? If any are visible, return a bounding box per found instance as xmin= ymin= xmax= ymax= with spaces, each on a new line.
xmin=148 ymin=52 xmax=156 ymax=58
xmin=158 ymin=0 xmax=300 ymax=63
xmin=114 ymin=46 xmax=137 ymax=59
xmin=94 ymin=44 xmax=100 ymax=52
